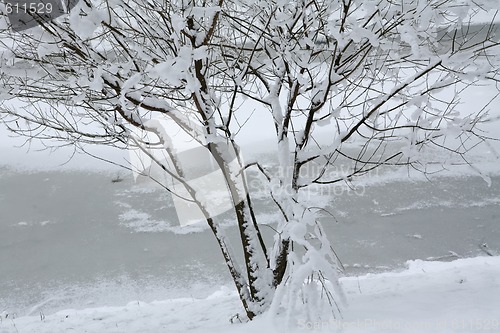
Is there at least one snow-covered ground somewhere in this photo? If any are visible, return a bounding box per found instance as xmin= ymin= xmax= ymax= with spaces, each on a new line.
xmin=1 ymin=256 xmax=499 ymax=333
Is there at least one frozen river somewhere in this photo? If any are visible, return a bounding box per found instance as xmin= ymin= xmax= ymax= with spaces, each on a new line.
xmin=1 ymin=163 xmax=499 ymax=316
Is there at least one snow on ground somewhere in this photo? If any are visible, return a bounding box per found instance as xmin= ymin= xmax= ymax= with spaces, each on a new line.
xmin=1 ymin=256 xmax=499 ymax=333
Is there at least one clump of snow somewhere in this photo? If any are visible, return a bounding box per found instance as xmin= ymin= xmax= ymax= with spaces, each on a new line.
xmin=393 ymin=197 xmax=500 ymax=213
xmin=2 ymin=256 xmax=498 ymax=333
xmin=118 ymin=208 xmax=209 ymax=234
xmin=11 ymin=220 xmax=56 ymax=227
xmin=118 ymin=209 xmax=172 ymax=233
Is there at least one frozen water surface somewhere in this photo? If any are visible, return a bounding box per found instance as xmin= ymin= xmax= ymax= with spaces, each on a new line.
xmin=0 ymin=160 xmax=499 ymax=316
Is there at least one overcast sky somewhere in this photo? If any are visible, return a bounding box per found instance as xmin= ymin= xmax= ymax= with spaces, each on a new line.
xmin=1 ymin=8 xmax=499 ymax=171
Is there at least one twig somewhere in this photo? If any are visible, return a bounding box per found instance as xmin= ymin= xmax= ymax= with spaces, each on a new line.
xmin=480 ymin=243 xmax=494 ymax=256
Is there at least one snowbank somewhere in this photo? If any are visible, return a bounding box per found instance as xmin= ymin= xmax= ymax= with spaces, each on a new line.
xmin=1 ymin=256 xmax=499 ymax=333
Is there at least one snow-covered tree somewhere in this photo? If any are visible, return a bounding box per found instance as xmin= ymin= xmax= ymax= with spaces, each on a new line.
xmin=1 ymin=0 xmax=499 ymax=322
